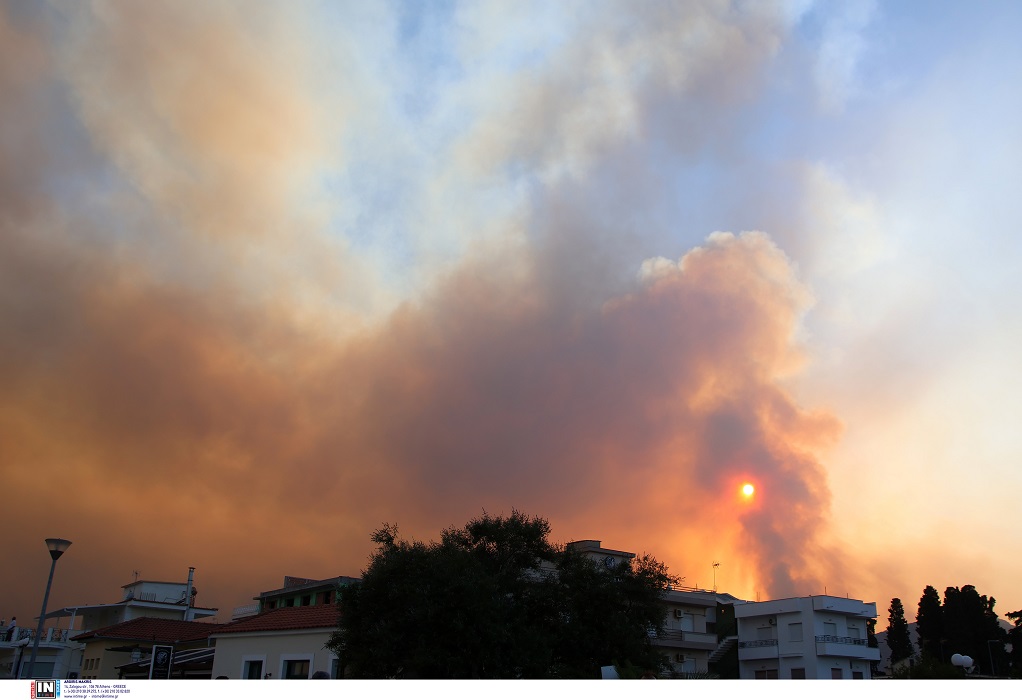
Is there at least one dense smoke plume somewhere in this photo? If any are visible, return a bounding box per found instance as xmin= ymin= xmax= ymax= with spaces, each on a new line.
xmin=0 ymin=1 xmax=854 ymax=618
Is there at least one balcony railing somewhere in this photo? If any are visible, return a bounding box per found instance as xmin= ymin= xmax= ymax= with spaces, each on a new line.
xmin=815 ymin=635 xmax=867 ymax=646
xmin=648 ymin=629 xmax=717 ymax=648
xmin=737 ymin=637 xmax=779 ymax=660
xmin=1 ymin=627 xmax=73 ymax=645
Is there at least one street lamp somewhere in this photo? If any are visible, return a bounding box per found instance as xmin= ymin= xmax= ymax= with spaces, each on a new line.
xmin=26 ymin=538 xmax=72 ymax=679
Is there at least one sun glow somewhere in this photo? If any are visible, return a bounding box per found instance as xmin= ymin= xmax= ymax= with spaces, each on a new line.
xmin=742 ymin=483 xmax=755 ymax=498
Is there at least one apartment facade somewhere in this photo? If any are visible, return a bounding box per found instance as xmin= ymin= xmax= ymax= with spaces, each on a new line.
xmin=251 ymin=575 xmax=359 ymax=616
xmin=71 ymin=618 xmax=220 ymax=679
xmin=735 ymin=595 xmax=880 ymax=679
xmin=209 ymin=605 xmax=341 ymax=679
xmin=656 ymin=588 xmax=745 ymax=676
xmin=566 ymin=540 xmax=743 ymax=677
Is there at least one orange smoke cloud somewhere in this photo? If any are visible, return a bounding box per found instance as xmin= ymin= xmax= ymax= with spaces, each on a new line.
xmin=0 ymin=2 xmax=847 ymax=620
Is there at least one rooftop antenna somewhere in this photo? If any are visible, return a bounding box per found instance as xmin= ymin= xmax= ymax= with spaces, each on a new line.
xmin=183 ymin=567 xmax=195 ymax=621
xmin=132 ymin=570 xmax=140 ymax=583
xmin=712 ymin=562 xmax=720 ymax=592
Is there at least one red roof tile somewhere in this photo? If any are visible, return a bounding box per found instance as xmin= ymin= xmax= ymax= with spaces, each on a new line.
xmin=213 ymin=605 xmax=340 ymax=635
xmin=71 ymin=617 xmax=222 ymax=644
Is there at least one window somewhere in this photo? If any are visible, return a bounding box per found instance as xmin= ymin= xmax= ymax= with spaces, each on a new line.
xmin=754 ymin=669 xmax=779 ymax=679
xmin=284 ymin=659 xmax=310 ymax=679
xmin=243 ymin=659 xmax=264 ymax=679
xmin=756 ymin=626 xmax=773 ymax=640
xmin=848 ymin=625 xmax=862 ymax=640
xmin=680 ymin=613 xmax=694 ymax=632
xmin=31 ymin=661 xmax=55 ymax=678
xmin=852 ymin=671 xmax=864 ymax=679
xmin=824 ymin=622 xmax=837 ymax=636
xmin=831 ymin=668 xmax=843 ymax=679
xmin=300 ymin=595 xmax=311 ymax=606
xmin=330 ymin=658 xmax=340 ymax=679
xmin=790 ymin=668 xmax=806 ymax=679
xmin=788 ymin=622 xmax=802 ymax=642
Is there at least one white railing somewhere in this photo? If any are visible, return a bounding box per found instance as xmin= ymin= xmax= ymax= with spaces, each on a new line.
xmin=2 ymin=627 xmax=74 ymax=645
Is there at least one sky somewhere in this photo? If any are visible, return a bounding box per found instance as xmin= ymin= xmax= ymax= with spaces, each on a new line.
xmin=2 ymin=0 xmax=1021 ymax=629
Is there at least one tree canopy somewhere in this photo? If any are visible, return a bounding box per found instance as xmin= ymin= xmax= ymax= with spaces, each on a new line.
xmin=1006 ymin=610 xmax=1022 ymax=678
xmin=913 ymin=583 xmax=1007 ymax=676
xmin=327 ymin=510 xmax=677 ymax=678
xmin=886 ymin=598 xmax=914 ymax=664
xmin=915 ymin=585 xmax=943 ymax=660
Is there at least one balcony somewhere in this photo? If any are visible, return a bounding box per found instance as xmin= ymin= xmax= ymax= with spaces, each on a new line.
xmin=649 ymin=629 xmax=718 ymax=650
xmin=737 ymin=638 xmax=778 ymax=660
xmin=815 ymin=635 xmax=881 ymax=660
xmin=1 ymin=626 xmax=75 ymax=647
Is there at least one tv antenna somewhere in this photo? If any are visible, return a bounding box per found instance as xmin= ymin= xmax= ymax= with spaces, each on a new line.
xmin=712 ymin=562 xmax=720 ymax=591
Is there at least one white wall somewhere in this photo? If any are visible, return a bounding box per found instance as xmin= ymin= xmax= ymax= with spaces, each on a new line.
xmin=210 ymin=629 xmax=337 ymax=679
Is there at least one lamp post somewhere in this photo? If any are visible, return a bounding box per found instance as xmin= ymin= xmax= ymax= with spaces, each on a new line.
xmin=26 ymin=538 xmax=72 ymax=679
xmin=987 ymin=639 xmax=1000 ymax=677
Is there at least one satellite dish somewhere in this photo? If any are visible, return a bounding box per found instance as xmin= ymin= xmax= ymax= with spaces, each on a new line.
xmin=950 ymin=654 xmax=974 ymax=668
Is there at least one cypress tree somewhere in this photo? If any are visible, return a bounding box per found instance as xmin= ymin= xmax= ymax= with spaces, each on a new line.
xmin=916 ymin=585 xmax=943 ymax=661
xmin=886 ymin=598 xmax=914 ymax=664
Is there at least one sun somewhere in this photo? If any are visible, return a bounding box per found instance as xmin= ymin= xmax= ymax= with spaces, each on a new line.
xmin=741 ymin=483 xmax=755 ymax=498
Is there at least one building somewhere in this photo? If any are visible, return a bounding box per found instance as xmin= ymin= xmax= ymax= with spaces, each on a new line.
xmin=70 ymin=618 xmax=220 ymax=679
xmin=63 ymin=574 xmax=218 ymax=632
xmin=209 ymin=605 xmax=342 ymax=679
xmin=565 ymin=540 xmax=636 ymax=570
xmin=566 ymin=540 xmax=744 ymax=677
xmin=251 ymin=575 xmax=359 ymax=615
xmin=734 ymin=595 xmax=880 ymax=679
xmin=0 ymin=568 xmax=216 ymax=679
xmin=657 ymin=587 xmax=745 ymax=677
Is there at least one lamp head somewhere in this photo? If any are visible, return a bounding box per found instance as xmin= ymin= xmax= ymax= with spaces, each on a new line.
xmin=45 ymin=538 xmax=72 ymax=561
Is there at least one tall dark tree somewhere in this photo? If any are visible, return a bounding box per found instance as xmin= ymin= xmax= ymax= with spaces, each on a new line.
xmin=328 ymin=510 xmax=677 ymax=678
xmin=982 ymin=597 xmax=1009 ymax=676
xmin=1006 ymin=610 xmax=1022 ymax=678
xmin=941 ymin=585 xmax=1006 ymax=675
xmin=866 ymin=618 xmax=880 ymax=676
xmin=886 ymin=598 xmax=914 ymax=664
xmin=916 ymin=585 xmax=943 ymax=661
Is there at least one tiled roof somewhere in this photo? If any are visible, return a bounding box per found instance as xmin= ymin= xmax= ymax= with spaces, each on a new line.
xmin=212 ymin=605 xmax=341 ymax=635
xmin=71 ymin=617 xmax=222 ymax=644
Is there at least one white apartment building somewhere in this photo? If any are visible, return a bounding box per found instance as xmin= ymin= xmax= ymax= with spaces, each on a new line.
xmin=735 ymin=595 xmax=880 ymax=679
xmin=566 ymin=540 xmax=743 ymax=677
xmin=657 ymin=587 xmax=744 ymax=676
